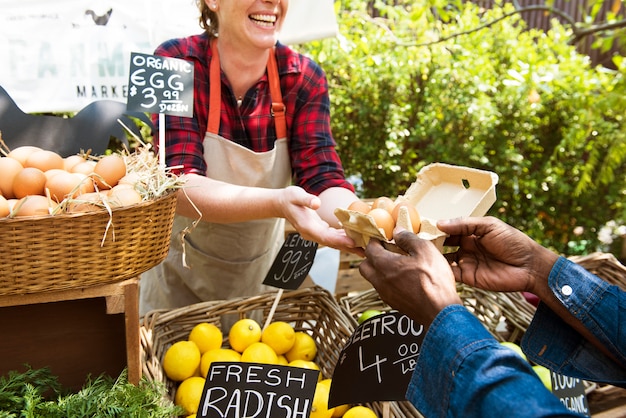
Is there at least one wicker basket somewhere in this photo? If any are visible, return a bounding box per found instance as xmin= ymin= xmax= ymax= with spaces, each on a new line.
xmin=569 ymin=252 xmax=626 ymax=290
xmin=1 ymin=190 xmax=177 ymax=296
xmin=140 ymin=286 xmax=419 ymax=417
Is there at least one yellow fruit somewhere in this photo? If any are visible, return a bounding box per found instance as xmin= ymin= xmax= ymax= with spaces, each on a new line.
xmin=241 ymin=342 xmax=278 ymax=364
xmin=276 ymin=355 xmax=289 ymax=366
xmin=288 ymin=359 xmax=321 ymax=378
xmin=174 ymin=376 xmax=206 ymax=415
xmin=285 ymin=331 xmax=317 ymax=362
xmin=229 ymin=318 xmax=262 ymax=353
xmin=332 ymin=404 xmax=351 ymax=417
xmin=318 ymin=379 xmax=350 ymax=417
xmin=310 ymin=381 xmax=334 ymax=418
xmin=200 ymin=348 xmax=242 ymax=378
xmin=261 ymin=321 xmax=296 ymax=355
xmin=342 ymin=405 xmax=378 ymax=418
xmin=162 ymin=341 xmax=201 ymax=382
xmin=189 ymin=322 xmax=223 ymax=354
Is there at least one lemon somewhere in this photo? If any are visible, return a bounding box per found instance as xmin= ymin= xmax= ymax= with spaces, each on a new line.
xmin=288 ymin=359 xmax=321 ymax=381
xmin=229 ymin=318 xmax=262 ymax=353
xmin=162 ymin=340 xmax=202 ymax=382
xmin=261 ymin=321 xmax=296 ymax=355
xmin=189 ymin=322 xmax=223 ymax=354
xmin=285 ymin=331 xmax=317 ymax=362
xmin=174 ymin=376 xmax=206 ymax=415
xmin=200 ymin=348 xmax=242 ymax=377
xmin=332 ymin=404 xmax=351 ymax=417
xmin=310 ymin=381 xmax=335 ymax=418
xmin=343 ymin=405 xmax=378 ymax=418
xmin=319 ymin=379 xmax=350 ymax=417
xmin=276 ymin=355 xmax=289 ymax=366
xmin=241 ymin=341 xmax=279 ymax=364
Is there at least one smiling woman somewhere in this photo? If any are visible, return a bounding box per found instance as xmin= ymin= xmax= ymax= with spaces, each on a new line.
xmin=139 ymin=0 xmax=359 ymax=319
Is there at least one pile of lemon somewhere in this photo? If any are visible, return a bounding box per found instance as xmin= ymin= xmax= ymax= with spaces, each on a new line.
xmin=162 ymin=318 xmax=377 ymax=418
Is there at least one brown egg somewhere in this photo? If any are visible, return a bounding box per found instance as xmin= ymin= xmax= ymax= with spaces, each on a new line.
xmin=63 ymin=155 xmax=86 ymax=172
xmin=71 ymin=160 xmax=97 ymax=176
xmin=74 ymin=173 xmax=95 ymax=194
xmin=368 ymin=208 xmax=395 ymax=240
xmin=67 ymin=192 xmax=108 ymax=213
xmin=44 ymin=168 xmax=67 ymax=181
xmin=24 ymin=149 xmax=65 ymax=172
xmin=7 ymin=199 xmax=19 ymax=213
xmin=13 ymin=167 xmax=47 ymax=198
xmin=7 ymin=146 xmax=42 ymax=165
xmin=347 ymin=200 xmax=371 ymax=214
xmin=391 ymin=201 xmax=422 ymax=233
xmin=0 ymin=195 xmax=9 ymax=218
xmin=93 ymin=155 xmax=126 ymax=189
xmin=14 ymin=195 xmax=52 ymax=218
xmin=108 ymin=186 xmax=142 ymax=208
xmin=0 ymin=157 xmax=24 ymax=198
xmin=46 ymin=171 xmax=93 ymax=203
xmin=117 ymin=172 xmax=142 ymax=187
xmin=372 ymin=196 xmax=396 ymax=214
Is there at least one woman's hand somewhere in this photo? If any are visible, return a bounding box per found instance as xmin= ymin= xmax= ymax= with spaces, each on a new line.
xmin=279 ymin=186 xmax=363 ymax=256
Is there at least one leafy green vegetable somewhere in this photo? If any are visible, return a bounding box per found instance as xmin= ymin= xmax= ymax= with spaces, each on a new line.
xmin=0 ymin=366 xmax=183 ymax=417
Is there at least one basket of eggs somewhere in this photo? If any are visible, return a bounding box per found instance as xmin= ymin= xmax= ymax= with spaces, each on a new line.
xmin=0 ymin=143 xmax=184 ymax=296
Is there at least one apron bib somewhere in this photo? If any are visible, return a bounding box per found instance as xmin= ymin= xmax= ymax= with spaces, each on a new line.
xmin=140 ymin=41 xmax=290 ymax=319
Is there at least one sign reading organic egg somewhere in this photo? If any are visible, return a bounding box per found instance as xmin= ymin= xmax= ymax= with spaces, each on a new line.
xmin=198 ymin=362 xmax=319 ymax=418
xmin=127 ymin=52 xmax=194 ymax=117
xmin=329 ymin=311 xmax=425 ymax=407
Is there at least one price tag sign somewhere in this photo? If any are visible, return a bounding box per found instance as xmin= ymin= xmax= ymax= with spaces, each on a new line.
xmin=127 ymin=52 xmax=194 ymax=117
xmin=552 ymin=373 xmax=590 ymax=416
xmin=329 ymin=311 xmax=425 ymax=407
xmin=263 ymin=232 xmax=318 ymax=290
xmin=198 ymin=362 xmax=319 ymax=418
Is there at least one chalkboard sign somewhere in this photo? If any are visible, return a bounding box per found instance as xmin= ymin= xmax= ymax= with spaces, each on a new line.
xmin=197 ymin=362 xmax=319 ymax=418
xmin=262 ymin=232 xmax=318 ymax=290
xmin=329 ymin=311 xmax=425 ymax=407
xmin=551 ymin=372 xmax=590 ymax=417
xmin=127 ymin=52 xmax=194 ymax=117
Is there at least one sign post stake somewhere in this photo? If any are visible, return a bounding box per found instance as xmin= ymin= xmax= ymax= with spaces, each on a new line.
xmin=159 ymin=113 xmax=166 ymax=170
xmin=263 ymin=288 xmax=283 ymax=330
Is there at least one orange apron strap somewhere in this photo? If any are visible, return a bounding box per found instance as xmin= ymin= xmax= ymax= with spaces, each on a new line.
xmin=267 ymin=50 xmax=287 ymax=139
xmin=208 ymin=39 xmax=221 ymax=135
xmin=208 ymin=40 xmax=286 ymax=138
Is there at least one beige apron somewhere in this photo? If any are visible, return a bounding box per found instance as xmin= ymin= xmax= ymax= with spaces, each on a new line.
xmin=140 ymin=41 xmax=290 ymax=320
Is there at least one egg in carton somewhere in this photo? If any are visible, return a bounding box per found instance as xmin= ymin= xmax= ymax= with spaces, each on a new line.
xmin=335 ymin=163 xmax=499 ymax=252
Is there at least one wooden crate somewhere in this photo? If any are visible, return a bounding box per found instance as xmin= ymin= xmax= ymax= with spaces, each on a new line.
xmin=0 ymin=278 xmax=140 ymax=391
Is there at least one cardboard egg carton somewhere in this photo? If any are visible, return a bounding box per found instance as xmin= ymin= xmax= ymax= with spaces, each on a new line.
xmin=334 ymin=163 xmax=499 ymax=252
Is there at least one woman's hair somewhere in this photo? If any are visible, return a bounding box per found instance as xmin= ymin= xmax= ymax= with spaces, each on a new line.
xmin=198 ymin=0 xmax=219 ymax=37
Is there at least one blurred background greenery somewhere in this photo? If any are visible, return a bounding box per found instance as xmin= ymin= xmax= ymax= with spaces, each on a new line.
xmin=296 ymin=0 xmax=626 ymax=260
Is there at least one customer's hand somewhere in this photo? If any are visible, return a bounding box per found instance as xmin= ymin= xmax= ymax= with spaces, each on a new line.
xmin=359 ymin=229 xmax=462 ymax=327
xmin=437 ymin=216 xmax=559 ymax=296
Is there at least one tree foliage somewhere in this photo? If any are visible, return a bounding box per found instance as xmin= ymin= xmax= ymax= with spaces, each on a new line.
xmin=300 ymin=0 xmax=626 ymax=257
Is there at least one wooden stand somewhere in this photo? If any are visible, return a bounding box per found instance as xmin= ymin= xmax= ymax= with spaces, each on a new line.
xmin=0 ymin=278 xmax=140 ymax=391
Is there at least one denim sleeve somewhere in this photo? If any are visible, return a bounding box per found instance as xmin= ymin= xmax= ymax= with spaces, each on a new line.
xmin=406 ymin=305 xmax=580 ymax=418
xmin=521 ymin=257 xmax=626 ymax=387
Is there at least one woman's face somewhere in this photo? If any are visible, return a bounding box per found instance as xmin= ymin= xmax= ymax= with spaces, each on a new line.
xmin=209 ymin=0 xmax=289 ymax=50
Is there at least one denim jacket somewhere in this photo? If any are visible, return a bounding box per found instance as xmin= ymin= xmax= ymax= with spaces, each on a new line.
xmin=406 ymin=257 xmax=626 ymax=418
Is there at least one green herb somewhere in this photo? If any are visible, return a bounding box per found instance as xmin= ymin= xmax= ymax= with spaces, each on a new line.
xmin=0 ymin=366 xmax=184 ymax=417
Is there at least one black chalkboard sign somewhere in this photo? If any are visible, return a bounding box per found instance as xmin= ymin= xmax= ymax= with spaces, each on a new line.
xmin=262 ymin=232 xmax=318 ymax=290
xmin=552 ymin=372 xmax=590 ymax=416
xmin=329 ymin=311 xmax=426 ymax=407
xmin=197 ymin=362 xmax=319 ymax=418
xmin=127 ymin=52 xmax=194 ymax=117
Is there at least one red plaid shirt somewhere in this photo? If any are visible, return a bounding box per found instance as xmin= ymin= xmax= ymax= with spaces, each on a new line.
xmin=152 ymin=33 xmax=353 ymax=195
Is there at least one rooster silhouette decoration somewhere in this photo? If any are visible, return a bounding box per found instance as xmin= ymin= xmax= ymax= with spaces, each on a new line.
xmin=0 ymin=86 xmax=153 ymax=157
